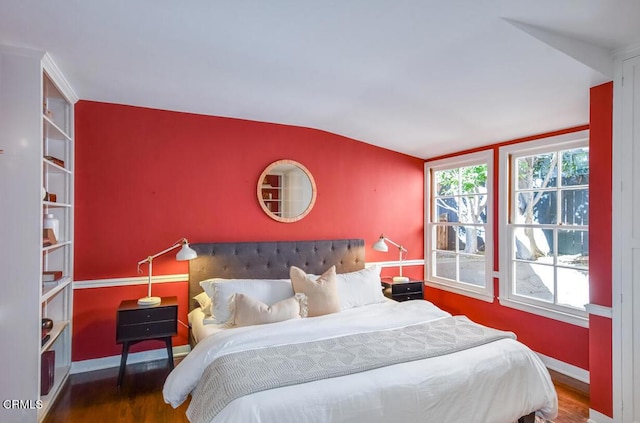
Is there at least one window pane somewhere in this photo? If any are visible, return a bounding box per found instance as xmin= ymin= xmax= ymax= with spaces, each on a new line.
xmin=516 ymin=191 xmax=556 ymax=224
xmin=516 ymin=153 xmax=557 ymax=190
xmin=458 ymin=195 xmax=488 ymax=224
xmin=557 ymin=267 xmax=588 ymax=309
xmin=433 ymin=223 xmax=455 ymax=251
xmin=557 ymin=230 xmax=588 ymax=268
xmin=560 ymin=189 xmax=589 ymax=225
xmin=459 ymin=225 xmax=485 ymax=253
xmin=561 ymin=148 xmax=589 ymax=187
xmin=459 ymin=254 xmax=485 ymax=287
xmin=435 ymin=168 xmax=459 ymax=196
xmin=513 ymin=227 xmax=552 ymax=261
xmin=514 ymin=261 xmax=554 ymax=302
xmin=434 ymin=251 xmax=456 ymax=280
xmin=460 ymin=164 xmax=488 ymax=194
xmin=435 ymin=197 xmax=460 ymax=223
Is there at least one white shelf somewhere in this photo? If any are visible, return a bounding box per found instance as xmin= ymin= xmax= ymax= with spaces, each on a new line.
xmin=41 ymin=276 xmax=71 ymax=302
xmin=40 ymin=320 xmax=70 ymax=353
xmin=43 ymin=201 xmax=72 ymax=208
xmin=42 ymin=240 xmax=72 ymax=252
xmin=43 ymin=114 xmax=71 ymax=141
xmin=43 ymin=158 xmax=71 ymax=174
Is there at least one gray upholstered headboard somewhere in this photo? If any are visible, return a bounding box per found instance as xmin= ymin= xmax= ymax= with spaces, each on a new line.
xmin=188 ymin=239 xmax=365 ymax=311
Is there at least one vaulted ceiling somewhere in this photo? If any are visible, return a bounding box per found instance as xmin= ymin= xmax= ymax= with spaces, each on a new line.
xmin=2 ymin=1 xmax=639 ymax=158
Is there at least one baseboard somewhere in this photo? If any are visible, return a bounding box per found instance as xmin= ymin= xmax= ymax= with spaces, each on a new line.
xmin=70 ymin=344 xmax=191 ymax=374
xmin=588 ymin=409 xmax=613 ymax=423
xmin=536 ymin=351 xmax=589 ymax=384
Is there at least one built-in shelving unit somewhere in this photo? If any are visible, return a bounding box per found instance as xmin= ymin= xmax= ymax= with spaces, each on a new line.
xmin=39 ymin=65 xmax=74 ymax=419
xmin=0 ymin=46 xmax=78 ymax=423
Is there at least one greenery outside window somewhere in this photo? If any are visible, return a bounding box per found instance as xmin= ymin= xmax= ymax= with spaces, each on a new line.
xmin=499 ymin=130 xmax=589 ymax=327
xmin=425 ymin=150 xmax=493 ymax=302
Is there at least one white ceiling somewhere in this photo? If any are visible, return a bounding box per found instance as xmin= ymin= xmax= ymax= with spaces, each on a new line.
xmin=2 ymin=1 xmax=639 ymax=158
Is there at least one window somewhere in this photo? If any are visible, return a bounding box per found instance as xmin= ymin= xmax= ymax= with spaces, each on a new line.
xmin=499 ymin=130 xmax=589 ymax=326
xmin=425 ymin=150 xmax=493 ymax=302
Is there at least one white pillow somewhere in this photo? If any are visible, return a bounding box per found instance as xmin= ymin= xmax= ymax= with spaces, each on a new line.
xmin=335 ymin=265 xmax=385 ymax=310
xmin=199 ymin=278 xmax=294 ymax=324
xmin=192 ymin=291 xmax=212 ymax=316
xmin=230 ymin=293 xmax=308 ymax=327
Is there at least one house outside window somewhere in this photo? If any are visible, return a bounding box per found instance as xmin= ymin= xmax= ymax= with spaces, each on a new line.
xmin=499 ymin=130 xmax=589 ymax=327
xmin=425 ymin=150 xmax=493 ymax=302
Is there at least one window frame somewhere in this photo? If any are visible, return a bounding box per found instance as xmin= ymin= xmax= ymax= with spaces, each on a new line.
xmin=498 ymin=130 xmax=589 ymax=327
xmin=424 ymin=150 xmax=494 ymax=302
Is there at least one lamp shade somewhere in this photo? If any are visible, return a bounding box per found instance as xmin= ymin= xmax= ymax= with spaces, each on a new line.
xmin=176 ymin=242 xmax=197 ymax=261
xmin=372 ymin=234 xmax=409 ymax=282
xmin=372 ymin=236 xmax=388 ymax=252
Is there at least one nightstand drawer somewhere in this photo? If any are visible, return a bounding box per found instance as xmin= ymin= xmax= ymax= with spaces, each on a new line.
xmin=118 ymin=306 xmax=176 ymax=325
xmin=117 ymin=320 xmax=177 ymax=341
xmin=383 ymin=280 xmax=424 ymax=302
xmin=391 ymin=282 xmax=423 ymax=295
xmin=392 ymin=292 xmax=424 ymax=302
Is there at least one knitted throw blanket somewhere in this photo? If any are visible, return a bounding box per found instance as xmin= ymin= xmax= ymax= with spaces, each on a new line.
xmin=187 ymin=316 xmax=515 ymax=423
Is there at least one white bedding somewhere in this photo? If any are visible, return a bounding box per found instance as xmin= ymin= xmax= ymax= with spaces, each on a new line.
xmin=166 ymin=300 xmax=557 ymax=423
xmin=188 ymin=308 xmax=227 ymax=344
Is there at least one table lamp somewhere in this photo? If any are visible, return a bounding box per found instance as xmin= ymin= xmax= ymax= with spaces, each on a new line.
xmin=372 ymin=234 xmax=409 ymax=282
xmin=137 ymin=238 xmax=197 ymax=305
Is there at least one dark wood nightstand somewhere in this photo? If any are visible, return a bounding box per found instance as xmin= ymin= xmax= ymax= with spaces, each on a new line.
xmin=116 ymin=296 xmax=178 ymax=386
xmin=382 ymin=280 xmax=424 ymax=302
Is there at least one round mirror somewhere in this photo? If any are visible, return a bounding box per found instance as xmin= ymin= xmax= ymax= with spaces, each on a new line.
xmin=257 ymin=159 xmax=317 ymax=223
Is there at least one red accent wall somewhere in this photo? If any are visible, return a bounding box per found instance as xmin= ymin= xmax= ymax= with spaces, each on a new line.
xmin=589 ymin=315 xmax=612 ymax=416
xmin=588 ymin=81 xmax=613 ymax=417
xmin=73 ymin=101 xmax=425 ymax=361
xmin=589 ymin=82 xmax=613 ymax=308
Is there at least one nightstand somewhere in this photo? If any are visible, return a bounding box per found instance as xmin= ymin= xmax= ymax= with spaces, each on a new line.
xmin=382 ymin=280 xmax=424 ymax=302
xmin=116 ymin=296 xmax=178 ymax=386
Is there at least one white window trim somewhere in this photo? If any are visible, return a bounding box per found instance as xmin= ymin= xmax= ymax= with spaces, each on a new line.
xmin=498 ymin=129 xmax=589 ymax=328
xmin=424 ymin=150 xmax=494 ymax=303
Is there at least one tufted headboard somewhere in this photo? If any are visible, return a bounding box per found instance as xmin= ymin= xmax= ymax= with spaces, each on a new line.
xmin=188 ymin=239 xmax=365 ymax=311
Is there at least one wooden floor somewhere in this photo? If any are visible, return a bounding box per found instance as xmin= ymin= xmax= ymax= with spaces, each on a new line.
xmin=44 ymin=359 xmax=590 ymax=423
xmin=548 ymin=370 xmax=590 ymax=423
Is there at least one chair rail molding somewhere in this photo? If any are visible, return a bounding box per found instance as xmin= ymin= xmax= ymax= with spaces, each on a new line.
xmin=74 ymin=274 xmax=189 ymax=289
xmin=585 ymin=304 xmax=613 ymax=319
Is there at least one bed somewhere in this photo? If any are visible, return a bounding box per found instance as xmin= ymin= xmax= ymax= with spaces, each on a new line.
xmin=163 ymin=239 xmax=557 ymax=423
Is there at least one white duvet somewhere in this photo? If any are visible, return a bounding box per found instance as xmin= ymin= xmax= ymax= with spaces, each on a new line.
xmin=164 ymin=300 xmax=558 ymax=423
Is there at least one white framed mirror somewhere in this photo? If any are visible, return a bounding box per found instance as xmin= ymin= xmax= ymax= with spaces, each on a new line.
xmin=257 ymin=159 xmax=317 ymax=223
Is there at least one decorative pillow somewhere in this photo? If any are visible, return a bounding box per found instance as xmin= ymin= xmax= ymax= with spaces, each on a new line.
xmin=192 ymin=291 xmax=212 ymax=316
xmin=290 ymin=265 xmax=340 ymax=317
xmin=199 ymin=278 xmax=294 ymax=324
xmin=336 ymin=265 xmax=386 ymax=310
xmin=230 ymin=293 xmax=308 ymax=327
